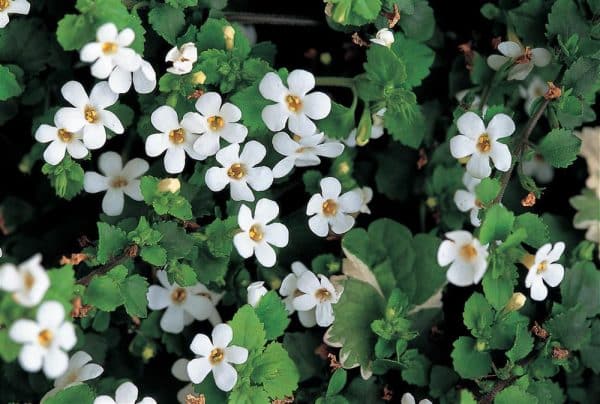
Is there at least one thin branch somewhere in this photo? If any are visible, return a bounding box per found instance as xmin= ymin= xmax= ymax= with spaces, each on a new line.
xmin=478 ymin=376 xmax=518 ymax=404
xmin=76 ymin=245 xmax=138 ymax=286
xmin=223 ymin=12 xmax=321 ymax=26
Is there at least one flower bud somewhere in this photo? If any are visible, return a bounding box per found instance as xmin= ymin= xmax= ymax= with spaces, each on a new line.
xmin=520 ymin=253 xmax=535 ymax=269
xmin=142 ymin=345 xmax=155 ymax=361
xmin=158 ymin=178 xmax=181 ymax=193
xmin=504 ymin=292 xmax=526 ymax=312
xmin=247 ymin=281 xmax=267 ymax=307
xmin=475 ymin=340 xmax=487 ymax=352
xmin=192 ymin=71 xmax=207 ymax=85
xmin=223 ymin=26 xmax=235 ymax=50
xmin=356 ymin=107 xmax=373 ymax=146
xmin=370 ymin=28 xmax=395 ymax=48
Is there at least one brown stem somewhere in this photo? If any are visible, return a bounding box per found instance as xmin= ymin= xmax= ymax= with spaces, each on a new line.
xmin=76 ymin=245 xmax=139 ymax=286
xmin=478 ymin=376 xmax=518 ymax=404
xmin=222 ymin=12 xmax=321 ymax=26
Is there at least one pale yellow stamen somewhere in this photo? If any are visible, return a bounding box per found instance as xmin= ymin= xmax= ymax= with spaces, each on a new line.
xmin=285 ymin=94 xmax=302 ymax=112
xmin=169 ymin=128 xmax=185 ymax=144
xmin=23 ymin=273 xmax=35 ymax=290
xmin=322 ymin=199 xmax=338 ymax=216
xmin=315 ymin=288 xmax=331 ymax=302
xmin=536 ymin=260 xmax=548 ymax=274
xmin=84 ymin=105 xmax=98 ymax=124
xmin=460 ymin=244 xmax=478 ymax=260
xmin=101 ymin=42 xmax=118 ymax=55
xmin=58 ymin=128 xmax=74 ymax=143
xmin=38 ymin=329 xmax=53 ymax=348
xmin=249 ymin=224 xmax=263 ymax=242
xmin=476 ymin=134 xmax=491 ymax=153
xmin=111 ymin=176 xmax=128 ymax=189
xmin=227 ymin=163 xmax=245 ymax=179
xmin=209 ymin=347 xmax=225 ymax=364
xmin=0 ymin=0 xmax=10 ymax=12
xmin=207 ymin=115 xmax=225 ymax=131
xmin=171 ymin=287 xmax=187 ymax=303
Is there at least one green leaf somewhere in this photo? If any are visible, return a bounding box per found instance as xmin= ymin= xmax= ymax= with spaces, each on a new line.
xmin=507 ymin=0 xmax=546 ymax=45
xmin=318 ymin=101 xmax=355 ymax=140
xmin=562 ymin=57 xmax=600 ymax=99
xmin=122 ymin=275 xmax=149 ymax=318
xmin=230 ymin=82 xmax=270 ymax=133
xmin=581 ymin=319 xmax=600 ymax=373
xmin=390 ymin=33 xmax=434 ymax=87
xmin=527 ymin=380 xmax=565 ymax=404
xmin=506 ymin=325 xmax=534 ymax=362
xmin=384 ymin=91 xmax=425 ymax=148
xmin=329 ymin=0 xmax=382 ymax=26
xmin=479 ymin=205 xmax=515 ymax=244
xmin=167 ymin=261 xmax=198 ymax=287
xmin=56 ymin=14 xmax=95 ymax=51
xmin=475 ymin=178 xmax=501 ymax=205
xmin=96 ymin=222 xmax=128 ymax=265
xmin=0 ymin=329 xmax=20 ymax=362
xmin=513 ymin=213 xmax=549 ymax=248
xmin=463 ymin=292 xmax=494 ymax=338
xmin=205 ymin=217 xmax=238 ymax=258
xmin=451 ymin=336 xmax=492 ymax=379
xmin=45 ymin=265 xmax=76 ymax=311
xmin=560 ymin=261 xmax=600 ymax=317
xmin=84 ymin=266 xmax=128 ymax=311
xmin=546 ymin=0 xmax=589 ymax=40
xmin=398 ymin=0 xmax=435 ymax=41
xmin=41 ymin=157 xmax=85 ymax=200
xmin=44 ymin=384 xmax=95 ymax=404
xmin=253 ymin=291 xmax=290 ymax=341
xmin=364 ymin=45 xmax=407 ymax=86
xmin=140 ymin=245 xmax=167 ymax=266
xmin=196 ymin=19 xmax=251 ymax=57
xmin=400 ymin=349 xmax=431 ymax=386
xmin=230 ymin=305 xmax=267 ymax=351
xmin=495 ymin=385 xmax=538 ymax=404
xmin=251 ymin=342 xmax=299 ymax=399
xmin=482 ymin=262 xmax=515 ymax=310
xmin=429 ymin=365 xmax=459 ymax=398
xmin=327 ymin=369 xmax=347 ymax=396
xmin=537 ymin=129 xmax=581 ymax=168
xmin=283 ymin=331 xmax=323 ymax=382
xmin=148 ymin=4 xmax=185 ymax=45
xmin=154 ymin=221 xmax=194 ymax=260
xmin=0 ymin=65 xmax=22 ymax=100
xmin=546 ymin=306 xmax=592 ymax=350
xmin=127 ymin=217 xmax=162 ymax=246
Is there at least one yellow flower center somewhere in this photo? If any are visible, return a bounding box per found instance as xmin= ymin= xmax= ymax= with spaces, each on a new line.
xmin=460 ymin=244 xmax=478 ymax=261
xmin=536 ymin=260 xmax=548 ymax=274
xmin=285 ymin=94 xmax=303 ymax=112
xmin=292 ymin=134 xmax=302 ymax=142
xmin=171 ymin=287 xmax=187 ymax=303
xmin=169 ymin=128 xmax=185 ymax=144
xmin=23 ymin=272 xmax=35 ymax=290
xmin=249 ymin=224 xmax=263 ymax=242
xmin=101 ymin=42 xmax=118 ymax=55
xmin=111 ymin=176 xmax=128 ymax=189
xmin=38 ymin=329 xmax=53 ymax=348
xmin=84 ymin=105 xmax=98 ymax=124
xmin=207 ymin=115 xmax=225 ymax=131
xmin=58 ymin=128 xmax=74 ymax=143
xmin=209 ymin=347 xmax=225 ymax=365
xmin=0 ymin=0 xmax=9 ymax=12
xmin=227 ymin=163 xmax=246 ymax=180
xmin=515 ymin=47 xmax=533 ymax=64
xmin=322 ymin=199 xmax=338 ymax=216
xmin=476 ymin=134 xmax=491 ymax=153
xmin=315 ymin=288 xmax=332 ymax=302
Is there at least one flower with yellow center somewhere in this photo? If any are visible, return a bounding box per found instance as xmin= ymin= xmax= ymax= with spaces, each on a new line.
xmin=437 ymin=230 xmax=489 ymax=286
xmin=187 ymin=324 xmax=249 ymax=392
xmin=524 ymin=242 xmax=565 ymax=301
xmin=454 ymin=172 xmax=483 ymax=227
xmin=450 ymin=111 xmax=515 ymax=179
xmin=279 ymin=262 xmax=318 ymax=327
xmin=166 ymin=42 xmax=198 ymax=75
xmin=0 ymin=0 xmax=29 ymax=29
xmin=233 ymin=199 xmax=289 ymax=268
xmin=247 ymin=281 xmax=267 ymax=307
xmin=34 ymin=114 xmax=89 ymax=165
xmin=293 ymin=270 xmax=339 ymax=327
xmin=487 ymin=41 xmax=551 ymax=80
xmin=42 ymin=351 xmax=104 ymax=401
xmin=0 ymin=254 xmax=49 ymax=307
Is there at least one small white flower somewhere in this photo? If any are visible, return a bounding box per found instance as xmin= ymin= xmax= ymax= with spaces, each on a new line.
xmin=146 ymin=270 xmax=216 ymax=334
xmin=83 ymin=152 xmax=148 ymax=216
xmin=272 ymin=131 xmax=344 ymax=178
xmin=191 ymin=92 xmax=248 ymax=157
xmin=293 ymin=270 xmax=339 ymax=327
xmin=145 ymin=105 xmax=205 ymax=174
xmin=454 ymin=172 xmax=483 ymax=227
xmin=525 ymin=242 xmax=565 ymax=301
xmin=437 ymin=231 xmax=489 ymax=286
xmin=94 ymin=381 xmax=156 ymax=404
xmin=450 ymin=111 xmax=515 ymax=179
xmin=280 ymin=262 xmax=318 ymax=327
xmin=233 ymin=198 xmax=289 ymax=268
xmin=455 ymin=89 xmax=488 ymax=115
xmin=205 ymin=141 xmax=273 ymax=202
xmin=401 ymin=392 xmax=432 ymax=404
xmin=370 ymin=28 xmax=395 ymax=47
xmin=487 ymin=41 xmax=551 ymax=81
xmin=171 ymin=358 xmax=194 ymax=404
xmin=0 ymin=0 xmax=30 ymax=29
xmin=80 ymin=23 xmax=140 ymax=81
xmin=259 ymin=69 xmax=331 ymax=136
xmin=247 ymin=281 xmax=267 ymax=307
xmin=0 ymin=254 xmax=49 ymax=307
xmin=306 ymin=177 xmax=362 ymax=237
xmin=34 ymin=113 xmax=88 ymax=165
xmin=193 ymin=283 xmax=224 ymax=327
xmin=42 ymin=351 xmax=103 ymax=401
xmin=55 ymin=81 xmax=123 ymax=150
xmin=356 ymin=186 xmax=373 ymax=214
xmin=165 ymin=42 xmax=198 ymax=75
xmin=109 ymin=55 xmax=157 ymax=94
xmin=344 ymin=108 xmax=385 ymax=147
xmin=187 ymin=323 xmax=249 ymax=392
xmin=9 ymin=301 xmax=77 ymax=378
xmin=522 ymin=154 xmax=554 ymax=183
xmin=519 ymin=76 xmax=548 ymax=113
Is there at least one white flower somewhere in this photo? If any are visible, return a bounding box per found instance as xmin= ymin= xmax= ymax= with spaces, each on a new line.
xmin=279 ymin=262 xmax=318 ymax=327
xmin=437 ymin=230 xmax=489 ymax=286
xmin=233 ymin=198 xmax=289 ymax=268
xmin=0 ymin=0 xmax=29 ymax=29
xmin=171 ymin=358 xmax=194 ymax=404
xmin=293 ymin=270 xmax=339 ymax=327
xmin=524 ymin=242 xmax=565 ymax=301
xmin=259 ymin=69 xmax=331 ymax=135
xmin=42 ymin=351 xmax=103 ymax=401
xmin=487 ymin=41 xmax=551 ymax=81
xmin=401 ymin=392 xmax=432 ymax=404
xmin=344 ymin=108 xmax=385 ymax=147
xmin=522 ymin=154 xmax=554 ymax=183
xmin=80 ymin=23 xmax=140 ymax=81
xmin=145 ymin=105 xmax=205 ymax=174
xmin=205 ymin=141 xmax=273 ymax=202
xmin=9 ymin=301 xmax=76 ymax=378
xmin=191 ymin=92 xmax=248 ymax=157
xmin=34 ymin=113 xmax=88 ymax=165
xmin=519 ymin=76 xmax=548 ymax=113
xmin=450 ymin=111 xmax=515 ymax=179
xmin=454 ymin=172 xmax=483 ymax=227
xmin=306 ymin=177 xmax=362 ymax=237
xmin=109 ymin=55 xmax=157 ymax=94
xmin=165 ymin=42 xmax=198 ymax=75
xmin=187 ymin=324 xmax=249 ymax=392
xmin=83 ymin=152 xmax=148 ymax=216
xmin=94 ymin=381 xmax=156 ymax=404
xmin=0 ymin=254 xmax=49 ymax=307
xmin=247 ymin=281 xmax=267 ymax=307
xmin=272 ymin=131 xmax=344 ymax=178
xmin=55 ymin=81 xmax=123 ymax=150
xmin=356 ymin=186 xmax=373 ymax=214
xmin=193 ymin=283 xmax=224 ymax=327
xmin=146 ymin=270 xmax=216 ymax=334
xmin=370 ymin=28 xmax=395 ymax=47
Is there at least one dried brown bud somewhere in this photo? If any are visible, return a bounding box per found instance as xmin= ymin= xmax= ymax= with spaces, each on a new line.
xmin=491 ymin=36 xmax=502 ymax=49
xmin=458 ymin=41 xmax=474 ymax=71
xmin=521 ymin=192 xmax=536 ymax=207
xmin=382 ymin=385 xmax=393 ymax=401
xmin=417 ymin=148 xmax=428 ymax=169
xmin=185 ymin=394 xmax=206 ymax=404
xmin=327 ymin=353 xmax=342 ymax=371
xmin=552 ymin=346 xmax=570 ymax=360
xmin=544 ymin=82 xmax=562 ymax=100
xmin=187 ymin=89 xmax=205 ymax=100
xmin=71 ymin=296 xmax=92 ymax=318
xmin=351 ymin=32 xmax=369 ymax=47
xmin=125 ymin=244 xmax=139 ymax=258
xmin=60 ymin=253 xmax=88 ymax=265
xmin=271 ymin=397 xmax=294 ymax=404
xmin=531 ymin=321 xmax=549 ymax=339
xmin=382 ymin=3 xmax=400 ymax=28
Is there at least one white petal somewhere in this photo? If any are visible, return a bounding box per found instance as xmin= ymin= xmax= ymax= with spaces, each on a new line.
xmin=498 ymin=41 xmax=523 ymax=58
xmin=94 ymin=396 xmax=117 ymax=404
xmin=265 ymin=223 xmax=289 ymax=247
xmin=181 ymin=112 xmax=205 ymax=135
xmin=193 ymin=132 xmax=220 ymax=157
xmin=233 ymin=233 xmax=254 ymax=258
xmin=320 ymin=177 xmax=342 ymax=199
xmin=543 ymin=263 xmax=564 ymax=287
xmin=466 ymin=154 xmax=492 ymax=179
xmin=66 ymin=140 xmax=89 ymax=160
xmin=219 ymin=123 xmax=247 ymax=144
xmin=205 ymin=167 xmax=229 ymax=192
xmin=171 ymin=358 xmax=190 ymax=382
xmin=306 ymin=194 xmax=324 ymax=215
xmin=117 ymin=28 xmax=135 ymax=47
xmin=297 ymin=309 xmax=317 ymax=327
xmin=437 ymin=240 xmax=457 ymax=266
xmin=272 ymin=156 xmax=296 ymax=178
xmin=220 ymin=103 xmax=242 ymax=123
xmin=62 ymin=81 xmax=90 ymax=108
xmin=78 ymin=363 xmax=104 ymax=382
xmin=314 ymin=141 xmax=344 ymax=158
xmin=213 ymin=362 xmax=238 ymax=392
xmin=254 ymin=199 xmax=279 ymax=224
xmin=108 ymin=66 xmax=132 ymax=94
xmin=338 ymin=190 xmax=362 ymax=213
xmin=225 ymin=346 xmax=248 ymax=364
xmin=308 ymin=215 xmax=329 ymax=237
xmin=230 ymin=181 xmax=255 ymax=202
xmin=486 ymin=113 xmax=515 ymax=140
xmin=240 ymin=140 xmax=266 ymax=167
xmin=195 ymin=92 xmax=222 ymax=116
xmin=34 ymin=124 xmax=57 ymax=143
xmin=83 ymin=172 xmax=109 ymax=194
xmin=160 ymin=305 xmax=185 ymax=333
xmin=532 ymin=48 xmax=551 ymax=67
xmin=147 ymin=285 xmax=171 ymax=310
xmin=302 ymin=92 xmax=331 ymax=120
xmin=9 ymin=320 xmax=38 ymax=343
xmin=7 ymin=0 xmax=30 ymax=15
xmin=182 ymin=294 xmax=213 ymax=321
xmin=215 ymin=143 xmax=240 ymax=167
xmin=67 ymin=350 xmax=92 ymax=371
xmin=294 ymin=294 xmax=318 ymax=311
xmin=19 ymin=344 xmax=44 ymax=372
xmin=0 ymin=13 xmax=8 ymax=28
xmin=43 ymin=141 xmax=67 ymax=165
xmin=246 ymin=167 xmax=273 ymax=192
xmin=54 ymin=108 xmax=86 ymax=132
xmin=259 ymin=72 xmax=286 ymax=102
xmin=37 ymin=301 xmax=65 ymax=328
xmin=164 ymin=147 xmax=186 ymax=174
xmin=145 ymin=133 xmax=168 ymax=157
xmin=97 ymin=23 xmax=118 ymax=42
xmin=446 ymin=230 xmax=473 ymax=245
xmin=329 ymin=213 xmax=355 ymax=235
xmin=90 ymin=82 xmax=118 ymax=109
xmin=133 ymin=60 xmax=157 ymax=94
xmin=288 ymin=112 xmax=317 ymax=137
xmin=470 ymin=208 xmax=481 ymax=227
xmin=121 ymin=158 xmax=149 ymax=179
xmin=56 ymin=323 xmax=77 ymax=350
xmin=272 ymin=132 xmax=298 ymax=156
xmin=190 ymin=333 xmax=214 ymax=357
xmin=457 ymin=111 xmax=485 ymax=139
xmin=489 ymin=143 xmax=511 ymax=172
xmin=98 ymin=151 xmax=123 ymax=176
xmin=0 ymin=265 xmax=20 ymax=292
xmin=91 ymin=57 xmax=114 ymax=79
xmin=315 ymin=302 xmax=334 ymax=327
xmin=187 ymin=357 xmax=212 ymax=384
xmin=401 ymin=393 xmax=416 ymax=404
xmin=212 ymin=323 xmax=233 ymax=348
xmin=529 ymin=278 xmax=548 ymax=301
xmin=287 ymin=69 xmax=315 ymax=96
xmin=508 ymin=63 xmax=533 ymax=81
xmin=547 ymin=242 xmax=566 ymax=263
xmin=446 ymin=261 xmax=475 ymax=286
xmin=102 ymin=189 xmax=125 ymax=216
xmin=254 ymin=242 xmax=277 ymax=267
xmin=115 ymin=381 xmax=139 ymax=404
xmin=237 ymin=204 xmax=254 ymax=230
xmin=454 ymin=190 xmax=476 ymax=212
xmin=297 ymin=270 xmax=320 ymax=293
xmin=261 ymin=104 xmax=288 ymax=132
xmin=151 ymin=105 xmax=180 ymax=133
xmin=82 ymin=124 xmax=107 ymax=150
xmin=43 ymin=349 xmax=69 ymax=379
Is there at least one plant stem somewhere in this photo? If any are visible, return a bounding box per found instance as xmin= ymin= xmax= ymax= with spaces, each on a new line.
xmin=223 ymin=12 xmax=321 ymax=26
xmin=76 ymin=245 xmax=138 ymax=286
xmin=478 ymin=376 xmax=518 ymax=404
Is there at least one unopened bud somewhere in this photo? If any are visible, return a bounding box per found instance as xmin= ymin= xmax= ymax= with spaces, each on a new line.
xmin=504 ymin=292 xmax=526 ymax=312
xmin=521 ymin=192 xmax=536 ymax=207
xmin=475 ymin=340 xmax=487 ymax=352
xmin=320 ymin=52 xmax=332 ymax=65
xmin=223 ymin=26 xmax=235 ymax=50
xmin=142 ymin=345 xmax=155 ymax=361
xmin=544 ymin=82 xmax=561 ymax=100
xmin=458 ymin=156 xmax=470 ymax=165
xmin=426 ymin=197 xmax=437 ymax=209
xmin=158 ymin=178 xmax=181 ymax=193
xmin=337 ymin=161 xmax=350 ymax=175
xmin=521 ymin=253 xmax=535 ymax=269
xmin=356 ymin=108 xmax=373 ymax=146
xmin=192 ymin=71 xmax=206 ymax=85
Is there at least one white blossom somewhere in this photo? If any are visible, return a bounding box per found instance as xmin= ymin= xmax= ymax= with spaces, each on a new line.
xmin=83 ymin=152 xmax=148 ymax=216
xmin=109 ymin=55 xmax=157 ymax=94
xmin=437 ymin=230 xmax=489 ymax=286
xmin=519 ymin=76 xmax=548 ymax=113
xmin=0 ymin=254 xmax=49 ymax=307
xmin=171 ymin=358 xmax=194 ymax=404
xmin=35 ymin=114 xmax=88 ymax=165
xmin=187 ymin=324 xmax=248 ymax=392
xmin=259 ymin=69 xmax=331 ymax=136
xmin=93 ymin=381 xmax=156 ymax=404
xmin=576 ymin=127 xmax=600 ymax=198
xmin=524 ymin=242 xmax=565 ymax=301
xmin=272 ymin=131 xmax=344 ymax=178
xmin=42 ymin=351 xmax=103 ymax=401
xmin=9 ymin=301 xmax=76 ymax=378
xmin=0 ymin=0 xmax=29 ymax=29
xmin=55 ymin=81 xmax=123 ymax=150
xmin=146 ymin=270 xmax=216 ymax=334
xmin=279 ymin=262 xmax=317 ymax=327
xmin=293 ymin=270 xmax=339 ymax=327
xmin=450 ymin=111 xmax=515 ymax=179
xmin=205 ymin=141 xmax=273 ymax=201
xmin=247 ymin=281 xmax=267 ymax=307
xmin=522 ymin=154 xmax=554 ymax=183
xmin=370 ymin=28 xmax=395 ymax=47
xmin=453 ymin=172 xmax=482 ymax=227
xmin=233 ymin=198 xmax=289 ymax=268
xmin=401 ymin=392 xmax=432 ymax=404
xmin=145 ymin=105 xmax=205 ymax=174
xmin=356 ymin=186 xmax=373 ymax=214
xmin=487 ymin=41 xmax=551 ymax=81
xmin=165 ymin=42 xmax=197 ymax=75
xmin=306 ymin=177 xmax=362 ymax=237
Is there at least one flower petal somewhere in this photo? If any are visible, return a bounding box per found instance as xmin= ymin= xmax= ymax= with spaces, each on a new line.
xmin=43 ymin=348 xmax=69 ymax=379
xmin=543 ymin=263 xmax=564 ymax=287
xmin=308 ymin=215 xmax=329 ymax=237
xmin=261 ymin=104 xmax=288 ymax=132
xmin=437 ymin=240 xmax=457 ymax=266
xmin=254 ymin=242 xmax=277 ymax=267
xmin=115 ymin=381 xmax=139 ymax=403
xmin=151 ymin=105 xmax=179 ymax=133
xmin=529 ymin=278 xmax=548 ymax=301
xmin=508 ymin=63 xmax=533 ymax=81
xmin=187 ymin=357 xmax=212 ymax=384
xmin=293 ymin=294 xmax=318 ymax=311
xmin=338 ymin=190 xmax=362 ymax=213
xmin=102 ymin=188 xmax=125 ymax=216
xmin=240 ymin=140 xmax=266 ymax=167
xmin=446 ymin=261 xmax=475 ymax=286
xmin=97 ymin=23 xmax=118 ymax=42
xmin=320 ymin=177 xmax=341 ymax=199
xmin=329 ymin=213 xmax=355 ymax=235
xmin=171 ymin=358 xmax=190 ymax=382
xmin=219 ymin=123 xmax=247 ymax=144
xmin=121 ymin=158 xmax=149 ymax=179
xmin=288 ymin=112 xmax=317 ymax=137
xmin=246 ymin=167 xmax=273 ymax=192
xmin=220 ymin=103 xmax=242 ymax=122
xmin=230 ymin=181 xmax=255 ymax=202
xmin=205 ymin=167 xmax=229 ymax=192
xmin=457 ymin=111 xmax=485 ymax=139
xmin=160 ymin=305 xmax=185 ymax=333
xmin=98 ymin=151 xmax=123 ymax=176
xmin=489 ymin=142 xmax=511 ymax=172
xmin=454 ymin=190 xmax=476 ymax=212
xmin=190 ymin=333 xmax=214 ymax=357
xmin=145 ymin=133 xmax=168 ymax=157
xmin=466 ymin=154 xmax=492 ymax=179
xmin=108 ymin=66 xmax=132 ymax=94
xmin=83 ymin=172 xmax=109 ymax=194
xmin=82 ymin=124 xmax=107 ymax=150
xmin=302 ymin=92 xmax=331 ymax=120
xmin=133 ymin=60 xmax=157 ymax=94
xmin=233 ymin=233 xmax=254 ymax=259
xmin=147 ymin=285 xmax=171 ymax=310
xmin=487 ymin=113 xmax=515 ymax=140
xmin=532 ymin=48 xmax=551 ymax=67
xmin=37 ymin=301 xmax=65 ymax=329
xmin=498 ymin=41 xmax=522 ymax=58
xmin=272 ymin=157 xmax=296 ymax=178
xmin=19 ymin=344 xmax=44 ymax=372
xmin=66 ymin=140 xmax=89 ymax=160
xmin=78 ymin=363 xmax=104 ymax=382
xmin=547 ymin=242 xmax=565 ymax=263
xmin=315 ymin=302 xmax=334 ymax=327
xmin=195 ymin=92 xmax=222 ymax=117
xmin=164 ymin=147 xmax=186 ymax=174
xmin=55 ymin=108 xmax=86 ymax=133
xmin=43 ymin=141 xmax=67 ymax=166
xmin=225 ymin=346 xmax=248 ymax=364
xmin=287 ymin=69 xmax=315 ymax=96
xmin=213 ymin=361 xmax=238 ymax=392
xmin=183 ymin=294 xmax=213 ymax=321
xmin=259 ymin=72 xmax=286 ymax=102
xmin=306 ymin=194 xmax=324 ymax=215
xmin=9 ymin=319 xmax=39 ymax=343
xmin=265 ymin=223 xmax=289 ymax=247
